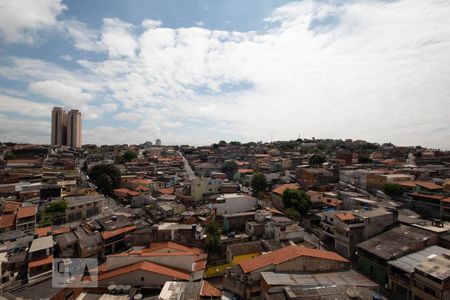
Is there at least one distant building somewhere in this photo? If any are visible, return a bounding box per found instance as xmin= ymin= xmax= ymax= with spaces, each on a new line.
xmin=51 ymin=107 xmax=82 ymax=148
xmin=67 ymin=109 xmax=82 ymax=148
xmin=156 ymin=138 xmax=162 ymax=146
xmin=51 ymin=107 xmax=67 ymax=146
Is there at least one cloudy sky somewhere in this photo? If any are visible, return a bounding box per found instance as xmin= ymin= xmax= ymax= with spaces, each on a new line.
xmin=0 ymin=0 xmax=449 ymax=148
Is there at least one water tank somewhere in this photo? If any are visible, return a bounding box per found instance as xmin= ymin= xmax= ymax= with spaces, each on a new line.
xmin=115 ymin=284 xmax=123 ymax=294
xmin=134 ymin=294 xmax=143 ymax=300
xmin=107 ymin=284 xmax=116 ymax=294
xmin=123 ymin=285 xmax=131 ymax=294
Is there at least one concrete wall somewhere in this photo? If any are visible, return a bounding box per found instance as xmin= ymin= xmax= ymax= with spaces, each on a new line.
xmin=99 ymin=269 xmax=178 ymax=288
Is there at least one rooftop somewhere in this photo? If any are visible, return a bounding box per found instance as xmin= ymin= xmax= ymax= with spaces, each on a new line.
xmin=415 ymin=254 xmax=450 ymax=280
xmin=356 ymin=225 xmax=437 ymax=261
xmin=388 ymin=245 xmax=450 ymax=273
xmin=261 ymin=269 xmax=378 ymax=288
xmin=29 ymin=235 xmax=54 ymax=252
xmin=239 ymin=245 xmax=348 ymax=273
xmin=99 ymin=261 xmax=190 ymax=281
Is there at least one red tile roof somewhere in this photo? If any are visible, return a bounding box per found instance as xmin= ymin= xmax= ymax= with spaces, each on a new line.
xmin=323 ymin=197 xmax=342 ymax=207
xmin=238 ymin=169 xmax=255 ymax=174
xmin=336 ymin=213 xmax=356 ymax=221
xmin=415 ymin=181 xmax=443 ymax=190
xmin=200 ymin=281 xmax=223 ymax=297
xmin=409 ymin=192 xmax=445 ymax=201
xmin=131 ymin=178 xmax=153 ymax=185
xmin=4 ymin=201 xmax=22 ymax=212
xmin=272 ymin=184 xmax=300 ymax=196
xmin=158 ymin=187 xmax=175 ymax=195
xmin=442 ymin=197 xmax=450 ymax=203
xmin=147 ymin=241 xmax=202 ymax=254
xmin=16 ymin=205 xmax=36 ymax=219
xmin=36 ymin=226 xmax=52 ymax=237
xmin=0 ymin=214 xmax=16 ymax=229
xmin=239 ymin=245 xmax=348 ymax=273
xmin=99 ymin=261 xmax=190 ymax=281
xmin=102 ymin=225 xmax=136 ymax=240
xmin=113 ymin=188 xmax=139 ymax=197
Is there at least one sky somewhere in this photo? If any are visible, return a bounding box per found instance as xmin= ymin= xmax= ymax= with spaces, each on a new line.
xmin=0 ymin=0 xmax=449 ymax=148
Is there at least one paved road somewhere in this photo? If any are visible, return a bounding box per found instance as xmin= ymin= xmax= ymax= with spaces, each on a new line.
xmin=178 ymin=151 xmax=197 ymax=181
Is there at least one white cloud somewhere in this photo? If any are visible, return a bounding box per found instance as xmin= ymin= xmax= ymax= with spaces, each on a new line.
xmin=0 ymin=94 xmax=54 ymax=116
xmin=59 ymin=54 xmax=73 ymax=61
xmin=63 ymin=20 xmax=106 ymax=52
xmin=102 ymin=102 xmax=118 ymax=112
xmin=29 ymin=80 xmax=93 ymax=104
xmin=142 ymin=19 xmax=162 ymax=29
xmin=0 ymin=0 xmax=66 ymax=43
xmin=101 ymin=18 xmax=138 ymax=58
xmin=0 ymin=113 xmax=50 ymax=143
xmin=1 ymin=0 xmax=450 ymax=148
xmin=114 ymin=112 xmax=144 ymax=122
xmin=194 ymin=21 xmax=204 ymax=27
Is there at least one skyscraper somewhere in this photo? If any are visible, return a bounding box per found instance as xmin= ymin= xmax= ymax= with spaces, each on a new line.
xmin=51 ymin=107 xmax=82 ymax=148
xmin=51 ymin=107 xmax=67 ymax=146
xmin=156 ymin=139 xmax=161 ymax=146
xmin=67 ymin=109 xmax=82 ymax=148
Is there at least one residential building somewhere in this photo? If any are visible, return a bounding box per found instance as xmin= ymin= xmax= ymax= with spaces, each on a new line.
xmin=296 ymin=167 xmax=338 ymax=187
xmin=67 ymin=109 xmax=82 ymax=148
xmin=356 ymin=225 xmax=438 ymax=285
xmin=387 ymin=245 xmax=450 ymax=299
xmin=320 ymin=208 xmax=397 ymax=258
xmin=64 ymin=194 xmax=104 ymax=222
xmin=223 ymin=245 xmax=349 ymax=299
xmin=411 ymin=253 xmax=450 ymax=300
xmin=211 ymin=193 xmax=258 ymax=216
xmin=190 ymin=177 xmax=223 ymax=201
xmin=366 ymin=173 xmax=414 ymax=191
xmin=98 ymin=241 xmax=207 ymax=287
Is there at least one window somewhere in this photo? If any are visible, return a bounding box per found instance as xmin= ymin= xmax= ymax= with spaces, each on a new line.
xmin=141 ymin=276 xmax=144 ymax=282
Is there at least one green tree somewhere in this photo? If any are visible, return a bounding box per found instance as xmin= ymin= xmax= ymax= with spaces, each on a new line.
xmin=251 ymin=173 xmax=267 ymax=196
xmin=205 ymin=222 xmax=221 ymax=253
xmin=3 ymin=152 xmax=16 ymax=160
xmin=309 ymin=154 xmax=326 ymax=166
xmin=282 ymin=189 xmax=312 ymax=219
xmin=96 ymin=173 xmax=113 ymax=194
xmin=383 ymin=183 xmax=404 ymax=197
xmin=222 ymin=161 xmax=238 ymax=180
xmin=122 ymin=150 xmax=137 ymax=162
xmin=89 ymin=164 xmax=121 ymax=194
xmin=41 ymin=200 xmax=68 ymax=226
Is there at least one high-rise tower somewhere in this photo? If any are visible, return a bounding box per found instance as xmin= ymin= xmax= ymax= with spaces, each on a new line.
xmin=51 ymin=107 xmax=67 ymax=146
xmin=51 ymin=107 xmax=82 ymax=148
xmin=67 ymin=109 xmax=82 ymax=148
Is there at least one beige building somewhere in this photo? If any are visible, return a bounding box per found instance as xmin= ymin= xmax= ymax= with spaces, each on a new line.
xmin=67 ymin=109 xmax=82 ymax=148
xmin=51 ymin=107 xmax=67 ymax=145
xmin=51 ymin=107 xmax=82 ymax=148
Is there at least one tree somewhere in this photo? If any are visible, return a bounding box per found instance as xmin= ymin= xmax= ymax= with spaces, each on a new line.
xmin=40 ymin=200 xmax=68 ymax=226
xmin=383 ymin=183 xmax=404 ymax=197
xmin=309 ymin=154 xmax=326 ymax=166
xmin=282 ymin=189 xmax=312 ymax=220
xmin=251 ymin=173 xmax=267 ymax=196
xmin=222 ymin=161 xmax=238 ymax=180
xmin=96 ymin=173 xmax=113 ymax=195
xmin=204 ymin=222 xmax=221 ymax=253
xmin=358 ymin=156 xmax=372 ymax=164
xmin=89 ymin=164 xmax=121 ymax=194
xmin=3 ymin=152 xmax=16 ymax=160
xmin=122 ymin=150 xmax=137 ymax=162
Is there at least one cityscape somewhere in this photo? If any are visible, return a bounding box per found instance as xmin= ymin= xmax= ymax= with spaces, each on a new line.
xmin=1 ymin=1 xmax=450 ymax=300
